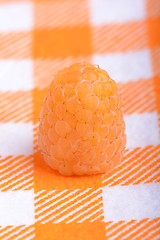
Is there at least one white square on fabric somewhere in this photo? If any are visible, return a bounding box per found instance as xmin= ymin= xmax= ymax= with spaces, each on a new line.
xmin=93 ymin=49 xmax=153 ymax=83
xmin=0 ymin=2 xmax=33 ymax=32
xmin=0 ymin=190 xmax=34 ymax=226
xmin=0 ymin=60 xmax=33 ymax=91
xmin=102 ymin=183 xmax=160 ymax=222
xmin=124 ymin=112 xmax=159 ymax=149
xmin=0 ymin=122 xmax=33 ymax=156
xmin=89 ymin=0 xmax=146 ymax=24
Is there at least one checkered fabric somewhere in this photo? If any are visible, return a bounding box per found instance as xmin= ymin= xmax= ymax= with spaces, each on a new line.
xmin=0 ymin=0 xmax=160 ymax=239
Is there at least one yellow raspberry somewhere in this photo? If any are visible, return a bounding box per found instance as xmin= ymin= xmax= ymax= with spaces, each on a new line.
xmin=38 ymin=63 xmax=126 ymax=176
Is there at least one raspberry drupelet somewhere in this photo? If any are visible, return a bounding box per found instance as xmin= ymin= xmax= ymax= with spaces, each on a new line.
xmin=38 ymin=63 xmax=126 ymax=176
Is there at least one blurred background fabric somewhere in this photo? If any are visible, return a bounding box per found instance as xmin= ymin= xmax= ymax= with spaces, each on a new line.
xmin=0 ymin=0 xmax=160 ymax=239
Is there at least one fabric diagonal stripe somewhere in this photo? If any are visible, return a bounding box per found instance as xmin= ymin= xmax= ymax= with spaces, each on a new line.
xmin=35 ymin=188 xmax=103 ymax=223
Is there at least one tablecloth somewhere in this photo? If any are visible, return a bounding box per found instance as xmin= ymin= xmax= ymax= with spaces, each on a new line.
xmin=0 ymin=0 xmax=160 ymax=239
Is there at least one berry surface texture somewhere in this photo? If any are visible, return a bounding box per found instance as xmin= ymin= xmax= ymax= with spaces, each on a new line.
xmin=38 ymin=63 xmax=126 ymax=176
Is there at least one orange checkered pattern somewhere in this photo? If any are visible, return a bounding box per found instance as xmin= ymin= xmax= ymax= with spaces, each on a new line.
xmin=0 ymin=0 xmax=160 ymax=239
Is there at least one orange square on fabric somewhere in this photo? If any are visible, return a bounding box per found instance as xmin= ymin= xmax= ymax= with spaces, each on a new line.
xmin=33 ymin=88 xmax=48 ymax=124
xmin=33 ymin=151 xmax=103 ymax=190
xmin=147 ymin=18 xmax=160 ymax=47
xmin=151 ymin=48 xmax=160 ymax=75
xmin=35 ymin=222 xmax=106 ymax=240
xmin=33 ymin=27 xmax=92 ymax=59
